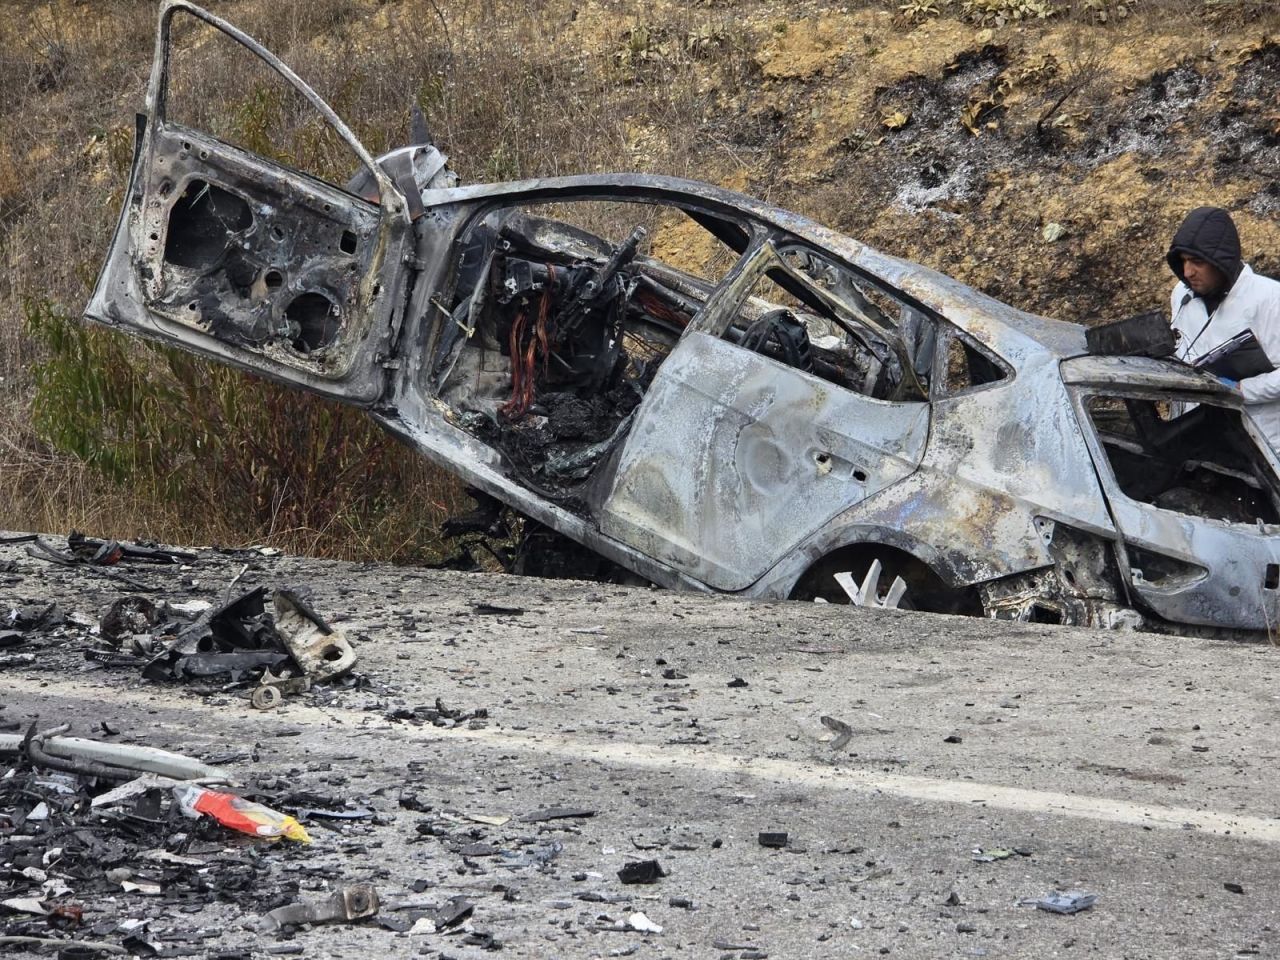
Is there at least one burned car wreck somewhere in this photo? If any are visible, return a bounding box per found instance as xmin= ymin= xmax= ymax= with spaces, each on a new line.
xmin=86 ymin=2 xmax=1280 ymax=638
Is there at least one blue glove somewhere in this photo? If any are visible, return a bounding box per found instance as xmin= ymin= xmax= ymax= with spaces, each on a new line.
xmin=1218 ymin=376 xmax=1239 ymax=390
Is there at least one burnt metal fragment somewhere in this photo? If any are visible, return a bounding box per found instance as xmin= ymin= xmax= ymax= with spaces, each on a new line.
xmin=819 ymin=715 xmax=853 ymax=751
xmin=1028 ymin=890 xmax=1097 ymax=915
xmin=273 ymin=589 xmax=354 ymax=682
xmin=617 ymin=859 xmax=667 ymax=884
xmin=472 ymin=603 xmax=525 ymax=616
xmin=176 ymin=651 xmax=290 ymax=679
xmin=261 ymin=883 xmax=380 ymax=930
xmin=100 ymin=597 xmax=162 ymax=647
xmin=519 ymin=806 xmax=596 ymax=823
xmin=431 ymin=895 xmax=475 ymax=930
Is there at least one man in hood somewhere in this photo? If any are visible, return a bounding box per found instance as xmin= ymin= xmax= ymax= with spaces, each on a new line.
xmin=1168 ymin=206 xmax=1280 ymax=451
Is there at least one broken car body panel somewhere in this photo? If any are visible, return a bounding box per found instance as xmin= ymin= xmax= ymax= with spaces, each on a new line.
xmin=600 ymin=331 xmax=929 ymax=591
xmin=85 ymin=1 xmax=412 ymax=405
xmin=1063 ymin=356 xmax=1280 ymax=631
xmin=84 ymin=3 xmax=1280 ymax=638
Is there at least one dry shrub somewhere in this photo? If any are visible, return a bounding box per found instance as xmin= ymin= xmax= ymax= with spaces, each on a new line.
xmin=21 ymin=298 xmax=469 ymax=559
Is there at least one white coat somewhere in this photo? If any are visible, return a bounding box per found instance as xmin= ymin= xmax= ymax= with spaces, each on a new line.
xmin=1171 ymin=264 xmax=1280 ymax=451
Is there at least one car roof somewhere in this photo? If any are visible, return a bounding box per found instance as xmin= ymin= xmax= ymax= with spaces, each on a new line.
xmin=427 ymin=172 xmax=1091 ymax=365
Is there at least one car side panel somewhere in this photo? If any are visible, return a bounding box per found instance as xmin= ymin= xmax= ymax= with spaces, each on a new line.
xmin=599 ymin=332 xmax=929 ymax=591
xmin=746 ymin=357 xmax=1116 ymax=598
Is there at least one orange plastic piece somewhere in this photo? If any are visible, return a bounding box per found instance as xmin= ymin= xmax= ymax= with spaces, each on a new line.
xmin=172 ymin=784 xmax=311 ymax=843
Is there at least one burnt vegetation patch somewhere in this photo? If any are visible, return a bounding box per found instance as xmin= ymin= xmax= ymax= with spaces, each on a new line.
xmin=1077 ymin=64 xmax=1207 ymax=167
xmin=1215 ymin=42 xmax=1280 ymax=209
xmin=855 ymin=46 xmax=1013 ymax=215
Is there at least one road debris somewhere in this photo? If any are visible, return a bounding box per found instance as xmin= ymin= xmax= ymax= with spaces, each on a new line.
xmin=617 ymin=860 xmax=667 ymax=884
xmin=0 ymin=726 xmax=229 ymax=782
xmin=272 ymin=589 xmax=355 ymax=681
xmin=100 ymin=597 xmax=161 ymax=651
xmin=473 ymin=603 xmax=525 ymax=616
xmin=819 ymin=715 xmax=853 ymax=751
xmin=83 ymin=581 xmax=360 ymax=709
xmin=625 ymin=911 xmax=662 ymax=934
xmin=972 ymin=847 xmax=1030 ymax=862
xmin=22 ymin=533 xmax=195 ymax=592
xmin=1023 ymin=891 xmax=1098 ymax=914
xmin=386 ymin=697 xmax=489 ymax=727
xmin=261 ymin=884 xmax=380 ymax=930
xmin=0 ymin=730 xmax=309 ymax=955
xmin=172 ymin=784 xmax=311 ymax=843
xmin=520 ymin=806 xmax=596 ymax=823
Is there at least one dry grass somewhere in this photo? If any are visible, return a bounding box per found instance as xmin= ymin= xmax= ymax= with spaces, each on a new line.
xmin=0 ymin=397 xmax=470 ymax=559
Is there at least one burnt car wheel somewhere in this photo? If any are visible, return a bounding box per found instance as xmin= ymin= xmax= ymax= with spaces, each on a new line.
xmin=790 ymin=545 xmax=980 ymax=616
xmin=832 ymin=558 xmax=911 ymax=610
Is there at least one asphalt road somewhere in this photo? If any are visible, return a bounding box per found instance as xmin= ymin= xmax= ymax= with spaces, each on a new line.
xmin=2 ymin=537 xmax=1278 ymax=959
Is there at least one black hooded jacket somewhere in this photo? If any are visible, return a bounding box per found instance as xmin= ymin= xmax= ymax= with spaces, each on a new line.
xmin=1166 ymin=206 xmax=1244 ymax=314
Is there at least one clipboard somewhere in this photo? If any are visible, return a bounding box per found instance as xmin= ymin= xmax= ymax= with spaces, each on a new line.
xmin=1193 ymin=329 xmax=1275 ymax=380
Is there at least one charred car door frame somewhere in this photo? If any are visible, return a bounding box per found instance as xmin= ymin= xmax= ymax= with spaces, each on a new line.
xmin=1064 ymin=361 xmax=1280 ymax=631
xmin=85 ymin=0 xmax=413 ymax=406
xmin=600 ymin=238 xmax=933 ymax=591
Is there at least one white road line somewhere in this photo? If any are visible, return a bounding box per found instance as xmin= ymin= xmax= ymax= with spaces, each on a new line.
xmin=10 ymin=674 xmax=1280 ymax=844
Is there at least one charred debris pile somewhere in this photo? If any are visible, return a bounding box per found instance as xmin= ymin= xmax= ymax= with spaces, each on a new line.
xmin=4 ymin=532 xmax=364 ymax=711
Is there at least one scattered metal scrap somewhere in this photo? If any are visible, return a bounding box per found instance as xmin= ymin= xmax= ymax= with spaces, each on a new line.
xmin=0 ymin=726 xmax=298 ymax=956
xmin=0 ymin=725 xmax=229 ymax=782
xmin=23 ymin=532 xmax=198 ymax=593
xmin=273 ymin=589 xmax=355 ymax=682
xmin=8 ymin=530 xmax=360 ymax=712
xmin=89 ymin=584 xmax=356 ymax=707
xmin=261 ymin=883 xmax=379 ymax=930
xmin=819 ymin=715 xmax=853 ymax=752
xmin=25 ymin=532 xmax=195 ymax=570
xmin=1022 ymin=890 xmax=1098 ymax=915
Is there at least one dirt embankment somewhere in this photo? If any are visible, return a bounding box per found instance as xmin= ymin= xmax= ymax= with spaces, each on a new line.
xmin=704 ymin=5 xmax=1280 ymax=323
xmin=1 ymin=0 xmax=1277 ymax=552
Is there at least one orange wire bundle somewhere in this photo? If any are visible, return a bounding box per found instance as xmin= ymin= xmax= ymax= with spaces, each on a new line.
xmin=501 ymin=264 xmax=556 ymax=420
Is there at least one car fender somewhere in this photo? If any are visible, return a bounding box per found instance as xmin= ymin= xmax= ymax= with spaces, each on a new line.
xmin=743 ymin=473 xmax=1066 ymax=600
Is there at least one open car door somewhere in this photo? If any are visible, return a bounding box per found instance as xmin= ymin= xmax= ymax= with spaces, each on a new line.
xmin=85 ymin=1 xmax=413 ymax=406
